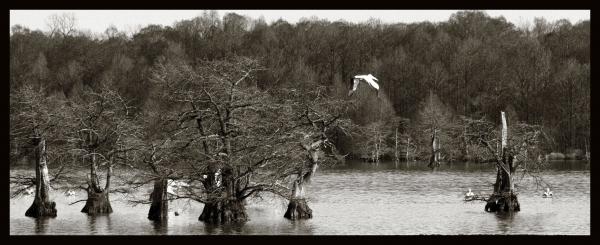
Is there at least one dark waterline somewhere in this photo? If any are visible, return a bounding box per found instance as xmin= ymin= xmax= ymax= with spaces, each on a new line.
xmin=10 ymin=160 xmax=590 ymax=235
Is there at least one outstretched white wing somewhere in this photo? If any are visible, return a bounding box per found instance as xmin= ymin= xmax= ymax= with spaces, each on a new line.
xmin=354 ymin=74 xmax=380 ymax=90
xmin=367 ymin=74 xmax=379 ymax=81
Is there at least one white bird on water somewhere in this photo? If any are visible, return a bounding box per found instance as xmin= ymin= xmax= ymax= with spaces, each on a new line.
xmin=465 ymin=188 xmax=474 ymax=197
xmin=543 ymin=188 xmax=553 ymax=198
xmin=348 ymin=74 xmax=380 ymax=96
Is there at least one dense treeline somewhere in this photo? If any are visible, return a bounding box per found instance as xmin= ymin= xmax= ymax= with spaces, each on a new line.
xmin=10 ymin=10 xmax=590 ymax=159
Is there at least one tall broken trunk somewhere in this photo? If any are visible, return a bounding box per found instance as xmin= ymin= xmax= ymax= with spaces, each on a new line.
xmin=81 ymin=150 xmax=113 ymax=215
xmin=485 ymin=111 xmax=520 ymax=213
xmin=585 ymin=139 xmax=590 ymax=161
xmin=148 ymin=178 xmax=168 ymax=221
xmin=436 ymin=135 xmax=441 ymax=161
xmin=394 ymin=127 xmax=399 ymax=164
xmin=25 ymin=137 xmax=57 ymax=218
xmin=406 ymin=137 xmax=411 ymax=162
xmin=463 ymin=124 xmax=470 ymax=161
xmin=199 ymin=166 xmax=248 ymax=224
xmin=284 ymin=178 xmax=313 ymax=220
xmin=428 ymin=129 xmax=440 ymax=169
xmin=285 ymin=142 xmax=319 ymax=220
xmin=376 ymin=133 xmax=381 ymax=163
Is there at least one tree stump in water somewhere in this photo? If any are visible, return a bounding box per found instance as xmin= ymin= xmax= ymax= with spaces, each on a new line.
xmin=485 ymin=192 xmax=520 ymax=213
xmin=199 ymin=199 xmax=247 ymax=224
xmin=25 ymin=199 xmax=57 ymax=218
xmin=25 ymin=137 xmax=57 ymax=218
xmin=81 ymin=190 xmax=113 ymax=215
xmin=284 ymin=198 xmax=313 ymax=220
xmin=148 ymin=179 xmax=168 ymax=221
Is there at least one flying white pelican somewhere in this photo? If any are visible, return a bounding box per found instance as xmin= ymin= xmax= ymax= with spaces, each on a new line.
xmin=348 ymin=74 xmax=380 ymax=97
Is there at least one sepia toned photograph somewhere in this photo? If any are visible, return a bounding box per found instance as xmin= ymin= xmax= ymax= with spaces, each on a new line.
xmin=9 ymin=9 xmax=590 ymax=235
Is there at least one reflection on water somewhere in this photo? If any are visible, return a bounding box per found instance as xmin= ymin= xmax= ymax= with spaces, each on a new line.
xmin=10 ymin=160 xmax=589 ymax=235
xmin=151 ymin=220 xmax=168 ymax=235
xmin=34 ymin=217 xmax=50 ymax=234
xmin=87 ymin=214 xmax=112 ymax=234
xmin=495 ymin=212 xmax=515 ymax=234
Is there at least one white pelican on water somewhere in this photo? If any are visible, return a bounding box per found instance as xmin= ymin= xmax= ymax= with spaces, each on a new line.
xmin=465 ymin=188 xmax=474 ymax=197
xmin=348 ymin=74 xmax=380 ymax=97
xmin=464 ymin=188 xmax=475 ymax=200
xmin=543 ymin=188 xmax=553 ymax=198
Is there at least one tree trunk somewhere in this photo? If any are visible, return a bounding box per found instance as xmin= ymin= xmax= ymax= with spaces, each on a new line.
xmin=485 ymin=192 xmax=520 ymax=213
xmin=81 ymin=189 xmax=112 ymax=214
xmin=285 ymin=178 xmax=313 ymax=220
xmin=463 ymin=125 xmax=469 ymax=161
xmin=148 ymin=178 xmax=168 ymax=221
xmin=394 ymin=127 xmax=399 ymax=163
xmin=436 ymin=136 xmax=441 ymax=161
xmin=500 ymin=111 xmax=514 ymax=193
xmin=81 ymin=152 xmax=113 ymax=215
xmin=428 ymin=129 xmax=439 ymax=169
xmin=198 ymin=167 xmax=247 ymax=224
xmin=89 ymin=151 xmax=100 ymax=192
xmin=486 ymin=111 xmax=519 ymax=213
xmin=25 ymin=137 xmax=57 ymax=218
xmin=198 ymin=198 xmax=247 ymax=224
xmin=585 ymin=139 xmax=590 ymax=161
xmin=284 ymin=198 xmax=313 ymax=220
xmin=376 ymin=133 xmax=381 ymax=163
xmin=406 ymin=136 xmax=410 ymax=161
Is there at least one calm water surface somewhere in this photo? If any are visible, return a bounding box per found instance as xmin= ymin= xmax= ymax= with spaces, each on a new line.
xmin=10 ymin=160 xmax=590 ymax=235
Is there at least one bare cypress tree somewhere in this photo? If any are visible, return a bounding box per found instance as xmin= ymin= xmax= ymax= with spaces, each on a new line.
xmin=64 ymin=86 xmax=141 ymax=215
xmin=277 ymin=87 xmax=351 ymax=220
xmin=415 ymin=91 xmax=453 ymax=169
xmin=463 ymin=111 xmax=548 ymax=212
xmin=10 ymin=85 xmax=69 ymax=218
xmin=148 ymin=57 xmax=355 ymax=223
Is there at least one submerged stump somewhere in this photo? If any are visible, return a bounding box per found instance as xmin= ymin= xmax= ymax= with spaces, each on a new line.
xmin=25 ymin=199 xmax=57 ymax=218
xmin=199 ymin=199 xmax=247 ymax=224
xmin=148 ymin=179 xmax=168 ymax=221
xmin=284 ymin=198 xmax=313 ymax=220
xmin=81 ymin=190 xmax=113 ymax=215
xmin=485 ymin=192 xmax=520 ymax=213
xmin=25 ymin=137 xmax=57 ymax=218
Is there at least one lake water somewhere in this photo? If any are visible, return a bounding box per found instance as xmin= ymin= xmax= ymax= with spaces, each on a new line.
xmin=9 ymin=160 xmax=590 ymax=235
